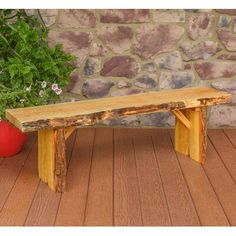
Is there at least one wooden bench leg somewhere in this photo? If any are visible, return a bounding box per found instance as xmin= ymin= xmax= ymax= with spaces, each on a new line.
xmin=38 ymin=128 xmax=66 ymax=192
xmin=174 ymin=107 xmax=207 ymax=164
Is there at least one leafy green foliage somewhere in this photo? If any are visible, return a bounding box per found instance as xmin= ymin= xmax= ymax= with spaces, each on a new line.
xmin=0 ymin=10 xmax=76 ymax=119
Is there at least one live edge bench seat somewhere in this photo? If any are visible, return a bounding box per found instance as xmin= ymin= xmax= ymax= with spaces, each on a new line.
xmin=6 ymin=87 xmax=231 ymax=192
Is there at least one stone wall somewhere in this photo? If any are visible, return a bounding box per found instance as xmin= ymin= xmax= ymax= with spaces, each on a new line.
xmin=40 ymin=9 xmax=236 ymax=127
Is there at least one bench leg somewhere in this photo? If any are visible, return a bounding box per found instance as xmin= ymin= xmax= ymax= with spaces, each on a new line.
xmin=38 ymin=128 xmax=66 ymax=192
xmin=174 ymin=107 xmax=207 ymax=164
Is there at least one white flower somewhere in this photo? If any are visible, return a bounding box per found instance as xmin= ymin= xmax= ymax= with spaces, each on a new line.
xmin=51 ymin=83 xmax=58 ymax=91
xmin=41 ymin=81 xmax=47 ymax=88
xmin=39 ymin=90 xmax=45 ymax=97
xmin=55 ymin=88 xmax=62 ymax=95
xmin=26 ymin=85 xmax=31 ymax=92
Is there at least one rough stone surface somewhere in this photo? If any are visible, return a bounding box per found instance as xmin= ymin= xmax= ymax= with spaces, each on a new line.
xmin=138 ymin=112 xmax=175 ymax=127
xmin=233 ymin=19 xmax=236 ymax=33
xmin=41 ymin=9 xmax=236 ymax=128
xmin=101 ymin=56 xmax=140 ymax=78
xmin=134 ymin=25 xmax=184 ymax=59
xmin=153 ymin=10 xmax=185 ymax=23
xmin=143 ymin=62 xmax=157 ymax=73
xmin=83 ymin=58 xmax=101 ymax=76
xmin=209 ymin=105 xmax=236 ymax=127
xmin=97 ymin=26 xmax=133 ymax=53
xmin=184 ymin=64 xmax=192 ymax=70
xmin=67 ymin=70 xmax=80 ymax=93
xmin=188 ymin=14 xmax=214 ymax=40
xmin=89 ymin=42 xmax=109 ymax=57
xmin=134 ymin=74 xmax=157 ymax=89
xmin=194 ymin=61 xmax=236 ymax=80
xmin=218 ymin=29 xmax=236 ymax=51
xmin=58 ymin=10 xmax=96 ymax=28
xmin=218 ymin=15 xmax=231 ymax=27
xmin=100 ymin=10 xmax=149 ymax=23
xmin=48 ymin=31 xmax=91 ymax=66
xmin=185 ymin=10 xmax=213 ymax=13
xmin=159 ymin=71 xmax=195 ymax=90
xmin=99 ymin=112 xmax=174 ymax=127
xmin=211 ymin=79 xmax=236 ymax=94
xmin=40 ymin=9 xmax=58 ymax=26
xmin=217 ymin=54 xmax=236 ymax=60
xmin=111 ymin=88 xmax=142 ymax=97
xmin=116 ymin=81 xmax=132 ymax=89
xmin=82 ymin=79 xmax=114 ymax=98
xmin=180 ymin=41 xmax=221 ymax=61
xmin=154 ymin=51 xmax=183 ymax=70
xmin=216 ymin=10 xmax=236 ymax=15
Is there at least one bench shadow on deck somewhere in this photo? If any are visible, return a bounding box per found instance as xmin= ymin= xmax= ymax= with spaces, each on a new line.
xmin=0 ymin=128 xmax=235 ymax=226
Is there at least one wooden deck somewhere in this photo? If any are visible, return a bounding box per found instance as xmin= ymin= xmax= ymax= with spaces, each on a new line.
xmin=0 ymin=128 xmax=235 ymax=226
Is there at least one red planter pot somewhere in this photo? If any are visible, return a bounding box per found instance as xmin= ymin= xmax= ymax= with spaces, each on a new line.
xmin=0 ymin=120 xmax=28 ymax=158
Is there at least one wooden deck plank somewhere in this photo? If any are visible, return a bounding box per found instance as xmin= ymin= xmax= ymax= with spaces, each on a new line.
xmin=6 ymin=87 xmax=231 ymax=132
xmin=0 ymin=134 xmax=38 ymax=226
xmin=84 ymin=128 xmax=113 ymax=226
xmin=152 ymin=129 xmax=200 ymax=226
xmin=113 ymin=128 xmax=143 ymax=226
xmin=55 ymin=128 xmax=95 ymax=226
xmin=0 ymin=128 xmax=235 ymax=226
xmin=203 ymin=137 xmax=236 ymax=226
xmin=208 ymin=130 xmax=236 ymax=182
xmin=224 ymin=129 xmax=236 ymax=148
xmin=169 ymin=130 xmax=230 ymax=226
xmin=132 ymin=129 xmax=171 ymax=226
xmin=0 ymin=134 xmax=35 ymax=211
xmin=24 ymin=132 xmax=76 ymax=226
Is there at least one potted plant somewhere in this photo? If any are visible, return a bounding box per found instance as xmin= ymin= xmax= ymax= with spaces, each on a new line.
xmin=0 ymin=10 xmax=75 ymax=157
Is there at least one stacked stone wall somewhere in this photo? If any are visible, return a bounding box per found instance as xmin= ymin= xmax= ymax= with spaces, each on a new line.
xmin=37 ymin=9 xmax=236 ymax=127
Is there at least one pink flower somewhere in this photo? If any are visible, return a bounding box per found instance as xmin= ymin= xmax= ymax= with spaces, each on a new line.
xmin=41 ymin=81 xmax=47 ymax=88
xmin=55 ymin=88 xmax=62 ymax=95
xmin=51 ymin=83 xmax=58 ymax=91
xmin=39 ymin=90 xmax=45 ymax=97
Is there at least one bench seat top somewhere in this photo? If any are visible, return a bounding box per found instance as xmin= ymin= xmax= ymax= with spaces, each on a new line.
xmin=6 ymin=87 xmax=231 ymax=132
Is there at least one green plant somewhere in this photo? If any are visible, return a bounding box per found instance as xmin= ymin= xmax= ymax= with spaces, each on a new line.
xmin=0 ymin=9 xmax=75 ymax=119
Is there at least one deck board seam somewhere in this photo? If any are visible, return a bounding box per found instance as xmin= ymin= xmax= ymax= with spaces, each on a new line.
xmin=82 ymin=128 xmax=96 ymax=226
xmin=150 ymin=132 xmax=173 ymax=226
xmin=168 ymin=130 xmax=202 ymax=226
xmin=132 ymin=129 xmax=144 ymax=226
xmin=202 ymin=162 xmax=231 ymax=226
xmin=0 ymin=136 xmax=37 ymax=213
xmin=223 ymin=130 xmax=236 ymax=149
xmin=23 ymin=179 xmax=41 ymax=226
xmin=208 ymin=133 xmax=236 ymax=184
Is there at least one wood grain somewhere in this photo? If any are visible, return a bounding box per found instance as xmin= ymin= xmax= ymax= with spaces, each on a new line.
xmin=6 ymin=87 xmax=231 ymax=132
xmin=38 ymin=128 xmax=66 ymax=192
xmin=84 ymin=128 xmax=113 ymax=226
xmin=114 ymin=128 xmax=143 ymax=226
xmin=152 ymin=129 xmax=200 ymax=226
xmin=133 ymin=129 xmax=171 ymax=226
xmin=174 ymin=109 xmax=189 ymax=156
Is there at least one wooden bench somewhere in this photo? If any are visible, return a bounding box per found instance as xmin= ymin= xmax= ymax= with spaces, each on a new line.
xmin=5 ymin=87 xmax=231 ymax=192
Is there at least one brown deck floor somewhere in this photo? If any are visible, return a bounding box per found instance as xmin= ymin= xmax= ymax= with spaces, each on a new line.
xmin=0 ymin=128 xmax=236 ymax=226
